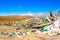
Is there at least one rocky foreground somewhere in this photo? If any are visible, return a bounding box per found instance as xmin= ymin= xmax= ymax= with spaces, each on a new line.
xmin=0 ymin=34 xmax=60 ymax=40
xmin=0 ymin=26 xmax=60 ymax=40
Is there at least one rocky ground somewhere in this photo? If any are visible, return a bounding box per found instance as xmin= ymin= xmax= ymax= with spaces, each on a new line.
xmin=0 ymin=34 xmax=60 ymax=40
xmin=0 ymin=26 xmax=60 ymax=40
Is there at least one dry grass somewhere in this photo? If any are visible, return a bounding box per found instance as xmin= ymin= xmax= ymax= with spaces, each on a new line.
xmin=0 ymin=33 xmax=60 ymax=40
xmin=0 ymin=16 xmax=60 ymax=40
xmin=0 ymin=27 xmax=60 ymax=40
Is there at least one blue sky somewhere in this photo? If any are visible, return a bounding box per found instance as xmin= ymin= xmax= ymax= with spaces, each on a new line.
xmin=0 ymin=0 xmax=60 ymax=16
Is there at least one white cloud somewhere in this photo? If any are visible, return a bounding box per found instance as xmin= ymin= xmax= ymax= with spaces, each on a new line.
xmin=20 ymin=11 xmax=34 ymax=16
xmin=20 ymin=13 xmax=34 ymax=16
xmin=9 ymin=11 xmax=34 ymax=16
xmin=9 ymin=12 xmax=45 ymax=16
xmin=0 ymin=11 xmax=49 ymax=16
xmin=37 ymin=13 xmax=43 ymax=15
